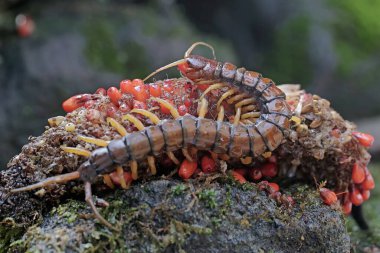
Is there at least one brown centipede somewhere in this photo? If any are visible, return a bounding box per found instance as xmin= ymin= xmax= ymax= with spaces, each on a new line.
xmin=10 ymin=42 xmax=292 ymax=231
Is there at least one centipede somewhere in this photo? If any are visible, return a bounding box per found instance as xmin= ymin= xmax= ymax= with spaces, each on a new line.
xmin=3 ymin=42 xmax=375 ymax=232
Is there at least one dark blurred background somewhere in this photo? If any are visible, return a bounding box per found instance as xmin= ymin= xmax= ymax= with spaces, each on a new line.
xmin=1 ymin=0 xmax=380 ymax=168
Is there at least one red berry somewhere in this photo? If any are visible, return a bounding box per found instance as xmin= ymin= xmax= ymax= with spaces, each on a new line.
xmin=352 ymin=131 xmax=374 ymax=147
xmin=352 ymin=163 xmax=365 ymax=184
xmin=178 ymin=160 xmax=198 ymax=179
xmin=106 ymin=104 xmax=118 ymax=118
xmin=15 ymin=14 xmax=35 ymax=37
xmin=178 ymin=105 xmax=188 ymax=116
xmin=184 ymin=98 xmax=192 ymax=107
xmin=119 ymin=102 xmax=131 ymax=113
xmin=149 ymin=84 xmax=161 ymax=97
xmin=261 ymin=163 xmax=278 ymax=178
xmin=249 ymin=169 xmax=262 ymax=181
xmin=107 ymin=87 xmax=122 ymax=106
xmin=232 ymin=170 xmax=247 ymax=184
xmin=201 ymin=155 xmax=216 ymax=173
xmin=362 ymin=172 xmax=375 ymax=190
xmin=95 ymin=88 xmax=107 ymax=95
xmin=62 ymin=94 xmax=92 ymax=112
xmin=342 ymin=200 xmax=352 ymax=215
xmin=320 ymin=188 xmax=337 ymax=205
xmin=268 ymin=182 xmax=280 ymax=192
xmin=351 ymin=187 xmax=364 ymax=206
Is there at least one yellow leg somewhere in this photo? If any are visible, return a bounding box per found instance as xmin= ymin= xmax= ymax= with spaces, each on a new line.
xmin=167 ymin=151 xmax=180 ymax=165
xmin=150 ymin=97 xmax=180 ymax=119
xmin=197 ymin=98 xmax=208 ymax=118
xmin=235 ymin=98 xmax=256 ymax=109
xmin=240 ymin=157 xmax=253 ymax=165
xmin=131 ymin=160 xmax=138 ymax=180
xmin=199 ymin=83 xmax=227 ymax=101
xmin=182 ymin=148 xmax=193 ymax=162
xmin=147 ymin=156 xmax=157 ymax=175
xmin=61 ymin=146 xmax=91 ymax=157
xmin=78 ymin=135 xmax=109 ymax=147
xmin=130 ymin=109 xmax=160 ymax=125
xmin=241 ymin=111 xmax=261 ymax=119
xmin=233 ymin=107 xmax=242 ymax=126
xmin=217 ymin=89 xmax=236 ymax=110
xmin=103 ymin=175 xmax=115 ymax=189
xmin=227 ymin=93 xmax=248 ymax=104
xmin=116 ymin=166 xmax=128 ymax=189
xmin=122 ymin=114 xmax=145 ymax=131
xmin=107 ymin=117 xmax=128 ymax=137
xmin=241 ymin=105 xmax=257 ymax=113
xmin=217 ymin=106 xmax=225 ymax=122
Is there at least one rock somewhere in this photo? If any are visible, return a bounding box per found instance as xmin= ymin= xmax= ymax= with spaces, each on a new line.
xmin=7 ymin=178 xmax=350 ymax=252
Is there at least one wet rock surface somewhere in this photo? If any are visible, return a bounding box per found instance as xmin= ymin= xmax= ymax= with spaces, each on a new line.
xmin=6 ymin=178 xmax=349 ymax=253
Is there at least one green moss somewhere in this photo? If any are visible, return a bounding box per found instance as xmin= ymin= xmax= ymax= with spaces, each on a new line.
xmin=197 ymin=189 xmax=217 ymax=209
xmin=0 ymin=219 xmax=25 ymax=253
xmin=171 ymin=184 xmax=187 ymax=196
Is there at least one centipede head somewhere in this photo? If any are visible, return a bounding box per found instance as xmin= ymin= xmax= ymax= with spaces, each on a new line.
xmin=143 ymin=42 xmax=217 ymax=82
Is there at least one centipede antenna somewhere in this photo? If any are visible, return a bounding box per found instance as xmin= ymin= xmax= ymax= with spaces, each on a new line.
xmin=11 ymin=171 xmax=80 ymax=193
xmin=143 ymin=59 xmax=187 ymax=82
xmin=84 ymin=182 xmax=119 ymax=232
xmin=184 ymin=42 xmax=216 ymax=59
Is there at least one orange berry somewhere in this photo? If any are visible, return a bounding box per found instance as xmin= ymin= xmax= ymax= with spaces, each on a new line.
xmin=350 ymin=187 xmax=364 ymax=206
xmin=352 ymin=131 xmax=374 ymax=147
xmin=352 ymin=163 xmax=365 ymax=184
xmin=95 ymin=87 xmax=107 ymax=95
xmin=107 ymin=87 xmax=122 ymax=105
xmin=133 ymin=85 xmax=149 ymax=102
xmin=362 ymin=172 xmax=375 ymax=190
xmin=62 ymin=94 xmax=92 ymax=112
xmin=361 ymin=190 xmax=370 ymax=201
xmin=234 ymin=168 xmax=248 ymax=177
xmin=232 ymin=170 xmax=247 ymax=184
xmin=178 ymin=160 xmax=198 ymax=179
xmin=268 ymin=182 xmax=280 ymax=192
xmin=320 ymin=188 xmax=338 ymax=205
xmin=149 ymin=84 xmax=161 ymax=97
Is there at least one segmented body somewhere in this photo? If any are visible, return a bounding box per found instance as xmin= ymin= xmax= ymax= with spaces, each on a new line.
xmin=78 ymin=55 xmax=291 ymax=183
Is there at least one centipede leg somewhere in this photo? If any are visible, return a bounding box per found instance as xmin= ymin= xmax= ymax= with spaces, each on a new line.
xmin=84 ymin=182 xmax=119 ymax=231
xmin=197 ymin=98 xmax=208 ymax=118
xmin=61 ymin=147 xmax=92 ymax=157
xmin=116 ymin=166 xmax=128 ymax=189
xmin=199 ymin=83 xmax=227 ymax=101
xmin=107 ymin=117 xmax=128 ymax=137
xmin=103 ymin=175 xmax=115 ymax=189
xmin=130 ymin=160 xmax=139 ymax=180
xmin=217 ymin=89 xmax=236 ymax=110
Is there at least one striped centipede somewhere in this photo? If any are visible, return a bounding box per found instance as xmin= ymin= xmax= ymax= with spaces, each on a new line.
xmin=10 ymin=42 xmax=292 ymax=231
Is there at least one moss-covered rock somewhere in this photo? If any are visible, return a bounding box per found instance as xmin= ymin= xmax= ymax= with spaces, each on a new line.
xmin=7 ymin=178 xmax=349 ymax=252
